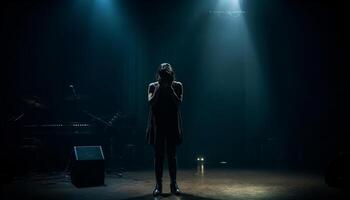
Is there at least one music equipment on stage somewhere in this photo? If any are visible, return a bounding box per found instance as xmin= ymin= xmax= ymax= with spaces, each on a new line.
xmin=6 ymin=84 xmax=126 ymax=173
xmin=22 ymin=96 xmax=49 ymax=110
xmin=22 ymin=122 xmax=94 ymax=135
xmin=13 ymin=121 xmax=110 ymax=171
xmin=71 ymin=146 xmax=105 ymax=187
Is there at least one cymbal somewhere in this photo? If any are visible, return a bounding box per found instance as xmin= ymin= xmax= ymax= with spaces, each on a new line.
xmin=22 ymin=96 xmax=49 ymax=109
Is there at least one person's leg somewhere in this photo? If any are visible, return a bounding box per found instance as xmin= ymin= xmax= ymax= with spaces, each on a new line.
xmin=153 ymin=138 xmax=165 ymax=196
xmin=166 ymin=140 xmax=177 ymax=183
xmin=166 ymin=138 xmax=181 ymax=195
xmin=154 ymin=142 xmax=165 ymax=185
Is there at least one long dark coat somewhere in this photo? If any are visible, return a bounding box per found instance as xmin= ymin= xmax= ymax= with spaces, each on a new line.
xmin=146 ymin=81 xmax=183 ymax=146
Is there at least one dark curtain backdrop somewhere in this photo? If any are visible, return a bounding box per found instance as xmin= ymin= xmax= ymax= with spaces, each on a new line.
xmin=2 ymin=0 xmax=348 ymax=169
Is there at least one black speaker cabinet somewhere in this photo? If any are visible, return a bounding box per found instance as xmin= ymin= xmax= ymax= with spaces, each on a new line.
xmin=71 ymin=146 xmax=105 ymax=187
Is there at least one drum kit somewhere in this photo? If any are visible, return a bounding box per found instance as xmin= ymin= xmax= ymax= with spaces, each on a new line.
xmin=5 ymin=85 xmax=127 ymax=174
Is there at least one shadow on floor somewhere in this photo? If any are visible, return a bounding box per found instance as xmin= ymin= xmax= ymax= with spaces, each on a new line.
xmin=120 ymin=193 xmax=222 ymax=200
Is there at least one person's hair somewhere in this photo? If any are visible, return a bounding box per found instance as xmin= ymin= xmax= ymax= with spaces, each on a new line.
xmin=156 ymin=63 xmax=175 ymax=81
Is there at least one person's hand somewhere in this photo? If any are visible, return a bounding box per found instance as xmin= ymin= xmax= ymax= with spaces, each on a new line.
xmin=148 ymin=83 xmax=160 ymax=104
xmin=154 ymin=82 xmax=160 ymax=91
xmin=170 ymin=83 xmax=175 ymax=92
xmin=152 ymin=83 xmax=160 ymax=96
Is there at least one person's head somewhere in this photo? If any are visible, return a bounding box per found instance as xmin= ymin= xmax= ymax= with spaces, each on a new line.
xmin=156 ymin=63 xmax=175 ymax=83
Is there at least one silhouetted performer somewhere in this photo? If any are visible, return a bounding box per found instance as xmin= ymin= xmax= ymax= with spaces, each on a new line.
xmin=146 ymin=63 xmax=183 ymax=196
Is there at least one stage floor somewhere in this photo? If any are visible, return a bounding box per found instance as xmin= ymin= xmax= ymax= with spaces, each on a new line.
xmin=1 ymin=169 xmax=348 ymax=200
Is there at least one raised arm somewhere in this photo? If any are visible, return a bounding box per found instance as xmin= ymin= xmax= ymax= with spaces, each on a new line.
xmin=170 ymin=82 xmax=183 ymax=105
xmin=148 ymin=83 xmax=160 ymax=106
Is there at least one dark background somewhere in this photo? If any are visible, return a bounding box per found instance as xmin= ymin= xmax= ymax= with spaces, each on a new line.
xmin=1 ymin=0 xmax=348 ymax=172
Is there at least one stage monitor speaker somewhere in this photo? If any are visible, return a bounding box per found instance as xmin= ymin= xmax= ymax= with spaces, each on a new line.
xmin=71 ymin=146 xmax=105 ymax=187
